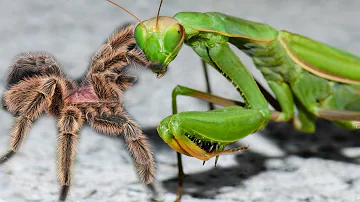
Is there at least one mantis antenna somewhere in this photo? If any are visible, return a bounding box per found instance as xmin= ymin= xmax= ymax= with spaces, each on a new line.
xmin=107 ymin=0 xmax=147 ymax=29
xmin=155 ymin=0 xmax=164 ymax=29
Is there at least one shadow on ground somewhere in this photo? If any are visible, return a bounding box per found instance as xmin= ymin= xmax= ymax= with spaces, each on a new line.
xmin=143 ymin=118 xmax=360 ymax=199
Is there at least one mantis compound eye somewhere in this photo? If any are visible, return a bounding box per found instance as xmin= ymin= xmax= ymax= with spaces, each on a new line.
xmin=163 ymin=23 xmax=184 ymax=54
xmin=134 ymin=24 xmax=146 ymax=50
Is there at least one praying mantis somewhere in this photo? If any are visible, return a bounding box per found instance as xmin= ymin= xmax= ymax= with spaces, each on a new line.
xmin=107 ymin=0 xmax=360 ymax=201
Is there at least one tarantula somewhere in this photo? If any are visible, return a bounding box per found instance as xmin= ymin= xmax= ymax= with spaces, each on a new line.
xmin=0 ymin=24 xmax=155 ymax=201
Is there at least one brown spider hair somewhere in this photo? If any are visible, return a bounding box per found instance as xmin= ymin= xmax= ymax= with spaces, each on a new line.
xmin=0 ymin=24 xmax=155 ymax=201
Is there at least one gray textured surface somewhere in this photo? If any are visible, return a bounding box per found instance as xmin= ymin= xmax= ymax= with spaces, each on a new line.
xmin=0 ymin=0 xmax=360 ymax=201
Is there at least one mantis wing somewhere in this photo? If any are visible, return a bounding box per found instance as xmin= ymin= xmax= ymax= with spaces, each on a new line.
xmin=279 ymin=31 xmax=360 ymax=85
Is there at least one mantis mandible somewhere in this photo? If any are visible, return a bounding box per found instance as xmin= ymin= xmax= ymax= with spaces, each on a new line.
xmin=108 ymin=0 xmax=360 ymax=199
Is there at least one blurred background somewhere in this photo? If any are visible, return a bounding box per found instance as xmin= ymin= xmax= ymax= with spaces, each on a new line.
xmin=0 ymin=0 xmax=359 ymax=201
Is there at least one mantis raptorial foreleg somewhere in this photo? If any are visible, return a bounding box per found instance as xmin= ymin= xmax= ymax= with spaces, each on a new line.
xmin=157 ymin=44 xmax=270 ymax=162
xmin=171 ymin=86 xmax=250 ymax=202
xmin=170 ymin=81 xmax=277 ymax=201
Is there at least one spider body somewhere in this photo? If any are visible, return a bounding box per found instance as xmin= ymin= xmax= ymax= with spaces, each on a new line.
xmin=0 ymin=25 xmax=155 ymax=201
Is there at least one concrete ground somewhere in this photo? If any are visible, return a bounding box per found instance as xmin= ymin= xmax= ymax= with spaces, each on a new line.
xmin=0 ymin=0 xmax=360 ymax=201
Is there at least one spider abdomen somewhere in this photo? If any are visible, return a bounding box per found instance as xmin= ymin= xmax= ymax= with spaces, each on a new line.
xmin=3 ymin=76 xmax=65 ymax=116
xmin=6 ymin=53 xmax=64 ymax=88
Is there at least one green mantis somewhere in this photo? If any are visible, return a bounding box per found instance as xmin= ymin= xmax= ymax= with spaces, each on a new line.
xmin=131 ymin=5 xmax=360 ymax=159
xmin=110 ymin=0 xmax=360 ymax=162
xmin=108 ymin=0 xmax=360 ymax=199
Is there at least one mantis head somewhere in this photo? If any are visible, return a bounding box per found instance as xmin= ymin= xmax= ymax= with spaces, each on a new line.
xmin=107 ymin=0 xmax=184 ymax=78
xmin=135 ymin=17 xmax=185 ymax=78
